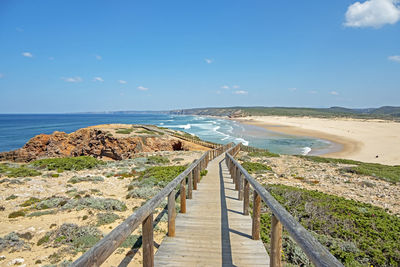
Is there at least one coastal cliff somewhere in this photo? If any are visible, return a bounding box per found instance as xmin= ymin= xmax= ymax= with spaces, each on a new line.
xmin=0 ymin=125 xmax=209 ymax=162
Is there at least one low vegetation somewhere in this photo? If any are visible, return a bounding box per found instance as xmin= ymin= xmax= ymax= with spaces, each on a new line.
xmin=146 ymin=155 xmax=170 ymax=165
xmin=37 ymin=223 xmax=103 ymax=254
xmin=67 ymin=175 xmax=104 ymax=184
xmin=127 ymin=165 xmax=187 ymax=199
xmin=247 ymin=151 xmax=280 ymax=158
xmin=241 ymin=162 xmax=272 ymax=173
xmin=0 ymin=163 xmax=41 ymax=178
xmin=0 ymin=232 xmax=30 ymax=252
xmin=96 ymin=212 xmax=120 ymax=226
xmin=31 ymin=156 xmax=105 ymax=171
xmin=260 ymin=184 xmax=400 ymax=267
xmin=8 ymin=210 xmax=26 ymax=218
xmin=138 ymin=165 xmax=187 ymax=185
xmin=300 ymin=155 xmax=400 ymax=183
xmin=115 ymin=128 xmax=134 ymax=134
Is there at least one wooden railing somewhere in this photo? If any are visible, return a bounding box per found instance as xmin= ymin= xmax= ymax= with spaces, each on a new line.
xmin=140 ymin=125 xmax=221 ymax=149
xmin=72 ymin=143 xmax=233 ymax=267
xmin=225 ymin=144 xmax=344 ymax=267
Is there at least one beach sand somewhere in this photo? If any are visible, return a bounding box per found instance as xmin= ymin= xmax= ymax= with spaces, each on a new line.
xmin=236 ymin=116 xmax=400 ymax=165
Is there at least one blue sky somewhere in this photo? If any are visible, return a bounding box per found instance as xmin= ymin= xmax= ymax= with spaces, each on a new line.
xmin=0 ymin=0 xmax=399 ymax=113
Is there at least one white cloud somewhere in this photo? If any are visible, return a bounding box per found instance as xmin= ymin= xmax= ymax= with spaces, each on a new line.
xmin=118 ymin=80 xmax=127 ymax=84
xmin=289 ymin=87 xmax=297 ymax=92
xmin=234 ymin=90 xmax=248 ymax=95
xmin=330 ymin=91 xmax=339 ymax=95
xmin=344 ymin=0 xmax=400 ymax=28
xmin=22 ymin=52 xmax=33 ymax=58
xmin=93 ymin=77 xmax=104 ymax=82
xmin=138 ymin=86 xmax=148 ymax=91
xmin=221 ymin=85 xmax=230 ymax=89
xmin=308 ymin=90 xmax=318 ymax=94
xmin=388 ymin=55 xmax=400 ymax=62
xmin=95 ymin=55 xmax=102 ymax=60
xmin=61 ymin=76 xmax=82 ymax=83
xmin=205 ymin=58 xmax=213 ymax=64
xmin=232 ymin=85 xmax=240 ymax=89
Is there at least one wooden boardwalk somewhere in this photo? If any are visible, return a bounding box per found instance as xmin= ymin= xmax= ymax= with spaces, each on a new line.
xmin=154 ymin=154 xmax=270 ymax=266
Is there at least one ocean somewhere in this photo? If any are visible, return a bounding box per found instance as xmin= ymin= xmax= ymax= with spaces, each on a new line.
xmin=0 ymin=114 xmax=337 ymax=155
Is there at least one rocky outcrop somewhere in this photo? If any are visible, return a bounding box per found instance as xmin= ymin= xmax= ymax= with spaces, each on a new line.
xmin=0 ymin=128 xmax=203 ymax=162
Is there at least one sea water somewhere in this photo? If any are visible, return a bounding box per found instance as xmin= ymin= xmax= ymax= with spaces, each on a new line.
xmin=0 ymin=114 xmax=336 ymax=155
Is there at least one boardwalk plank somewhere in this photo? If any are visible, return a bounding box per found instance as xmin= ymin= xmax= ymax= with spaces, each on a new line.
xmin=154 ymin=154 xmax=270 ymax=266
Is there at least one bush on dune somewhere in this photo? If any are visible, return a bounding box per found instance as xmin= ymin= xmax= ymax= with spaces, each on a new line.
xmin=31 ymin=156 xmax=105 ymax=171
xmin=261 ymin=184 xmax=400 ymax=267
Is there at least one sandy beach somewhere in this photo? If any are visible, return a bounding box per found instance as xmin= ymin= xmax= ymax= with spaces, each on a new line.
xmin=236 ymin=116 xmax=400 ymax=165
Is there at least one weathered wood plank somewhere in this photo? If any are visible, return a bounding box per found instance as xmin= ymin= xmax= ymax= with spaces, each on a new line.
xmin=154 ymin=153 xmax=269 ymax=266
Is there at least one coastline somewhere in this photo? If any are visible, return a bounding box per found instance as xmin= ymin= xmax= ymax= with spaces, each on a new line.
xmin=234 ymin=116 xmax=400 ymax=165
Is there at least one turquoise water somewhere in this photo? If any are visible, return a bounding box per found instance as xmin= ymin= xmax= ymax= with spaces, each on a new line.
xmin=0 ymin=114 xmax=336 ymax=155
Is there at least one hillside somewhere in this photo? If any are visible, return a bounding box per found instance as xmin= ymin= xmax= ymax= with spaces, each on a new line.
xmin=169 ymin=106 xmax=400 ymax=120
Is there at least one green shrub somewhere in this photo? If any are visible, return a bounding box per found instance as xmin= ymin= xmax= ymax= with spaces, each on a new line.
xmin=67 ymin=176 xmax=104 ymax=184
xmin=0 ymin=163 xmax=41 ymax=178
xmin=261 ymin=184 xmax=400 ymax=266
xmin=6 ymin=194 xmax=18 ymax=200
xmin=138 ymin=165 xmax=187 ymax=186
xmin=146 ymin=156 xmax=170 ymax=165
xmin=35 ymin=197 xmax=68 ymax=210
xmin=119 ymin=234 xmax=141 ymax=248
xmin=62 ymin=197 xmax=127 ymax=212
xmin=241 ymin=162 xmax=272 ymax=173
xmin=200 ymin=170 xmax=208 ymax=177
xmin=27 ymin=210 xmax=56 ymax=217
xmin=248 ymin=151 xmax=280 ymax=157
xmin=31 ymin=156 xmax=105 ymax=171
xmin=96 ymin=212 xmax=120 ymax=226
xmin=0 ymin=232 xmax=29 ymax=251
xmin=51 ymin=173 xmax=60 ymax=178
xmin=38 ymin=223 xmax=103 ymax=253
xmin=137 ymin=129 xmax=154 ymax=135
xmin=300 ymin=155 xmax=400 ymax=183
xmin=8 ymin=210 xmax=25 ymax=218
xmin=126 ymin=186 xmax=160 ymax=199
xmin=20 ymin=197 xmax=41 ymax=207
xmin=116 ymin=128 xmax=133 ymax=134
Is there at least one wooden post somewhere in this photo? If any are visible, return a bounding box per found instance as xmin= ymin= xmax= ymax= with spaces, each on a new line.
xmin=238 ymin=171 xmax=243 ymax=201
xmin=252 ymin=191 xmax=261 ymax=240
xmin=235 ymin=166 xmax=239 ymax=191
xmin=142 ymin=213 xmax=154 ymax=267
xmin=270 ymin=214 xmax=283 ymax=267
xmin=193 ymin=166 xmax=198 ymax=190
xmin=243 ymin=179 xmax=249 ymax=215
xmin=188 ymin=171 xmax=193 ymax=199
xmin=180 ymin=177 xmax=186 ymax=213
xmin=168 ymin=190 xmax=176 ymax=237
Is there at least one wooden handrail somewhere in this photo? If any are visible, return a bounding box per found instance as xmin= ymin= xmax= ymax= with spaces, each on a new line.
xmin=72 ymin=142 xmax=233 ymax=267
xmin=225 ymin=144 xmax=344 ymax=267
